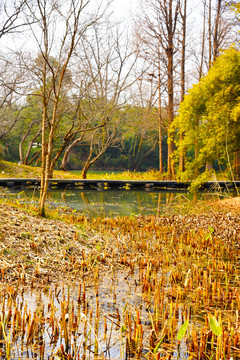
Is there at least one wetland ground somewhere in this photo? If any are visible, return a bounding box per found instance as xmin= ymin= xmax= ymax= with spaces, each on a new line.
xmin=0 ymin=196 xmax=240 ymax=359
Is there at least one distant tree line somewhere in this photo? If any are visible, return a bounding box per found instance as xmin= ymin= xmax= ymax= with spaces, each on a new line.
xmin=3 ymin=102 xmax=168 ymax=172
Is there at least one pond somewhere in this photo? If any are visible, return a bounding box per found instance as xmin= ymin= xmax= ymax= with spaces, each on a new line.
xmin=2 ymin=187 xmax=226 ymax=217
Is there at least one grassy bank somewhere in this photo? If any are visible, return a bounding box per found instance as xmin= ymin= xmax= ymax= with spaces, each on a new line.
xmin=0 ymin=160 xmax=164 ymax=180
xmin=0 ymin=160 xmax=79 ymax=179
xmin=1 ymin=159 xmax=237 ymax=183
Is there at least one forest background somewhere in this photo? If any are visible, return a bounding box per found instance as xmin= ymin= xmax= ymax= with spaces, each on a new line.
xmin=0 ymin=0 xmax=240 ymax=184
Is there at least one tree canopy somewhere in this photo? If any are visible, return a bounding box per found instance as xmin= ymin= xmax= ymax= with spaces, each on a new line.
xmin=173 ymin=47 xmax=240 ymax=179
xmin=1 ymin=0 xmax=240 ymax=197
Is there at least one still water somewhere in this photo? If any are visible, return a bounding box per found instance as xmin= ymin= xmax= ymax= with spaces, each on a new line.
xmin=5 ymin=187 xmax=219 ymax=217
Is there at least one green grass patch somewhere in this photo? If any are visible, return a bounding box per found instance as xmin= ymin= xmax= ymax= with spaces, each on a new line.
xmin=0 ymin=160 xmax=166 ymax=180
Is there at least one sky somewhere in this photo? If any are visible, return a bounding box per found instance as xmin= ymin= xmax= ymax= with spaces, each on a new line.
xmin=109 ymin=0 xmax=205 ymax=55
xmin=111 ymin=0 xmax=202 ymax=22
xmin=110 ymin=0 xmax=137 ymax=19
xmin=112 ymin=0 xmax=138 ymax=19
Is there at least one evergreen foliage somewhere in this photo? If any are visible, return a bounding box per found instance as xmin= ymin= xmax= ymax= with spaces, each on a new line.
xmin=173 ymin=47 xmax=240 ymax=180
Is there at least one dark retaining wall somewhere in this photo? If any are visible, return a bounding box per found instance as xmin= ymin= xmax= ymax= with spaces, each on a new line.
xmin=0 ymin=178 xmax=239 ymax=191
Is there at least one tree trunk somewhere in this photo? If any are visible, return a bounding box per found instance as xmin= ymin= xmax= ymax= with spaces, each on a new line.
xmin=205 ymin=162 xmax=213 ymax=171
xmin=194 ymin=1 xmax=206 ymax=176
xmin=195 ymin=120 xmax=199 ymax=176
xmin=166 ymin=0 xmax=175 ymax=178
xmin=208 ymin=0 xmax=212 ymax=68
xmin=39 ymin=60 xmax=48 ymax=217
xmin=40 ymin=91 xmax=60 ymax=215
xmin=167 ymin=139 xmax=175 ymax=178
xmin=158 ymin=62 xmax=163 ymax=174
xmin=60 ymin=139 xmax=81 ymax=171
xmin=27 ymin=150 xmax=41 ymax=166
xmin=24 ymin=128 xmax=42 ymax=165
xmin=204 ymin=0 xmax=221 ymax=173
xmin=213 ymin=0 xmax=222 ymax=60
xmin=19 ymin=141 xmax=24 ymax=164
xmin=199 ymin=0 xmax=207 ymax=79
xmin=136 ymin=0 xmax=180 ymax=177
xmin=179 ymin=132 xmax=185 ymax=172
xmin=179 ymin=0 xmax=187 ymax=173
xmin=159 ymin=113 xmax=163 ymax=174
xmin=81 ymin=162 xmax=90 ymax=179
xmin=60 ymin=151 xmax=70 ymax=171
xmin=48 ymin=162 xmax=54 ymax=179
xmin=19 ymin=120 xmax=35 ymax=164
xmin=234 ymin=151 xmax=240 ymax=179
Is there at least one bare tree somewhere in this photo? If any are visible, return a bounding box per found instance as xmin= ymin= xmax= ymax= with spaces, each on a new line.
xmin=179 ymin=0 xmax=187 ymax=172
xmin=80 ymin=125 xmax=116 ymax=179
xmin=195 ymin=0 xmax=240 ymax=77
xmin=0 ymin=105 xmax=23 ymax=140
xmin=134 ymin=24 xmax=166 ymax=174
xmin=19 ymin=120 xmax=42 ymax=165
xmin=0 ymin=0 xmax=28 ymax=39
xmin=24 ymin=0 xmax=109 ymax=216
xmin=199 ymin=0 xmax=207 ymax=79
xmin=59 ymin=23 xmax=140 ymax=178
xmin=0 ymin=56 xmax=28 ymax=143
xmin=0 ymin=1 xmax=31 ymax=141
xmin=135 ymin=0 xmax=181 ymax=177
xmin=213 ymin=0 xmax=222 ymax=59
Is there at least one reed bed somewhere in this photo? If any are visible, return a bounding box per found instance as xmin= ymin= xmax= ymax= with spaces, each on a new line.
xmin=0 ymin=201 xmax=240 ymax=359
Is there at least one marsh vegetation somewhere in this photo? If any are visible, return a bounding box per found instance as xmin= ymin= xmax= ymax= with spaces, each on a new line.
xmin=0 ymin=198 xmax=240 ymax=359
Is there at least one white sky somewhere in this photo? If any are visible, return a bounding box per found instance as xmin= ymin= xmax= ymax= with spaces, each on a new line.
xmin=111 ymin=0 xmax=139 ymax=20
xmin=109 ymin=0 xmax=206 ymax=52
xmin=110 ymin=0 xmax=202 ymax=21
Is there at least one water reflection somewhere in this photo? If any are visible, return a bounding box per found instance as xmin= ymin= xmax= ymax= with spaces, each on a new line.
xmin=0 ymin=268 xmax=197 ymax=360
xmin=4 ymin=188 xmax=205 ymax=217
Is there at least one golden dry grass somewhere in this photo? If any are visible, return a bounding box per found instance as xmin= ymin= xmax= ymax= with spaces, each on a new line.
xmin=0 ymin=195 xmax=240 ymax=359
xmin=0 ymin=194 xmax=239 ymax=287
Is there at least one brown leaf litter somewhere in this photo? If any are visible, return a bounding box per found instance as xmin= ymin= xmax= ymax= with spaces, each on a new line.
xmin=0 ymin=203 xmax=112 ymax=287
xmin=0 ymin=196 xmax=240 ymax=286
